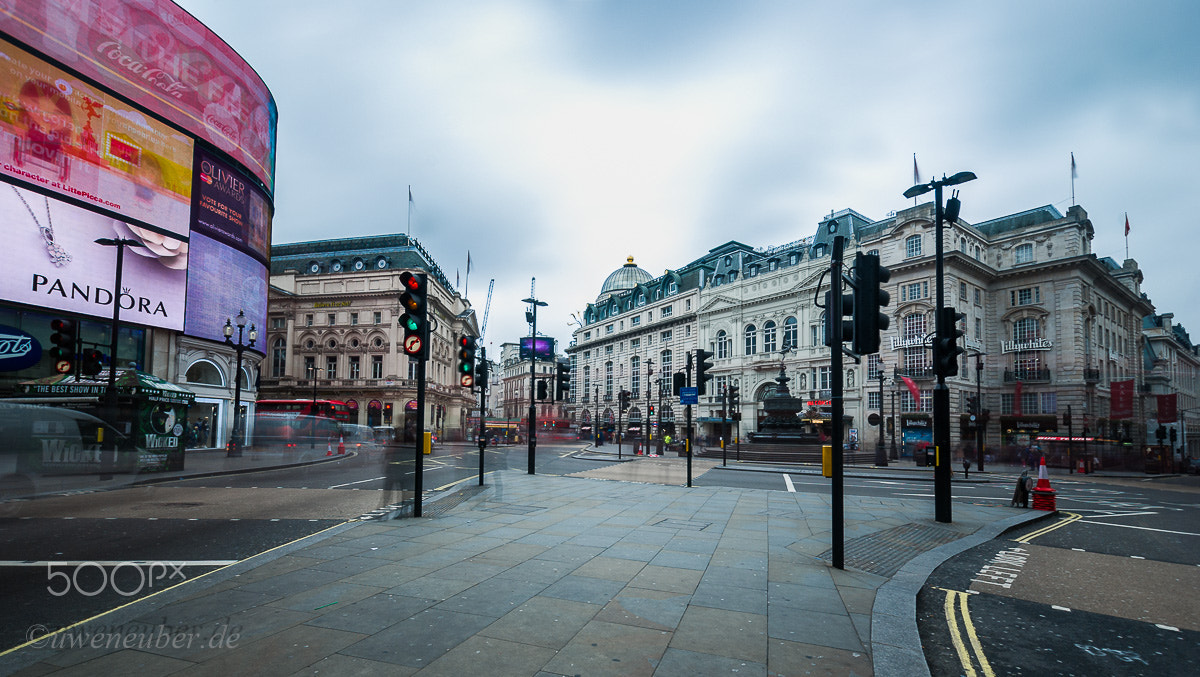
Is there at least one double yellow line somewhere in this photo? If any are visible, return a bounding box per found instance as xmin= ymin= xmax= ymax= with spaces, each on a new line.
xmin=938 ymin=587 xmax=995 ymax=677
xmin=1014 ymin=512 xmax=1081 ymax=544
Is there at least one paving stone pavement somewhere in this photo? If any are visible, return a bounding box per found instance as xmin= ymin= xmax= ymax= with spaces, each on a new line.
xmin=1 ymin=463 xmax=1046 ymax=676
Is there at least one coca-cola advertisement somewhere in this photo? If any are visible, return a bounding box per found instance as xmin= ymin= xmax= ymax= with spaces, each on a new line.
xmin=0 ymin=0 xmax=276 ymax=192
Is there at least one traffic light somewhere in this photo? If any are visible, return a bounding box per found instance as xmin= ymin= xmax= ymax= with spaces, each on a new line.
xmin=555 ymin=362 xmax=570 ymax=401
xmin=537 ymin=380 xmax=548 ymax=400
xmin=727 ymin=385 xmax=739 ymax=409
xmin=619 ymin=390 xmax=631 ymax=411
xmin=49 ymin=318 xmax=76 ymax=374
xmin=823 ymin=290 xmax=853 ymax=349
xmin=398 ymin=271 xmax=427 ymax=358
xmin=81 ymin=348 xmax=104 ymax=376
xmin=695 ymin=349 xmax=714 ymax=395
xmin=457 ymin=335 xmax=476 ymax=387
xmin=648 ymin=404 xmax=654 ymax=416
xmin=474 ymin=361 xmax=489 ymax=390
xmin=934 ymin=306 xmax=966 ymax=377
xmin=852 ymin=252 xmax=891 ymax=355
xmin=673 ymin=372 xmax=685 ymax=396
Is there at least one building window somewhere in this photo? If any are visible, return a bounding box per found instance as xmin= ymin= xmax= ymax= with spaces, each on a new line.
xmin=304 ymin=356 xmax=315 ymax=378
xmin=783 ymin=317 xmax=797 ymax=350
xmin=686 ymin=325 xmax=692 ymax=337
xmin=868 ymin=391 xmax=881 ymax=409
xmin=763 ymin=320 xmax=777 ymax=352
xmin=1013 ymin=317 xmax=1039 ymax=341
xmin=811 ymin=318 xmax=822 ymax=348
xmin=975 ymin=318 xmax=982 ymax=338
xmin=903 ymin=312 xmax=927 ymax=339
xmin=373 ymin=311 xmax=382 ymax=324
xmin=605 ymin=345 xmax=613 ymax=355
xmin=660 ymin=349 xmax=672 ymax=393
xmin=817 ymin=366 xmax=830 ymax=390
xmin=631 ymin=357 xmax=640 ymax=398
xmin=1041 ymin=392 xmax=1057 ymax=414
xmin=350 ymin=312 xmax=358 ymax=325
xmin=661 ymin=305 xmax=673 ymax=318
xmin=326 ymin=356 xmax=337 ymax=379
xmin=715 ymin=330 xmax=729 ymax=359
xmin=631 ymin=338 xmax=640 ymax=349
xmin=408 ymin=360 xmax=418 ymax=380
xmin=867 ymin=353 xmax=882 ymax=380
xmin=632 ymin=316 xmax=641 ymax=326
xmin=959 ymin=282 xmax=967 ymax=300
xmin=271 ymin=338 xmax=286 ymax=377
xmin=327 ymin=313 xmax=336 ymax=325
xmin=1015 ymin=243 xmax=1034 ymax=265
xmin=661 ymin=330 xmax=672 ymax=342
xmin=905 ymin=235 xmax=922 ymax=258
xmin=668 ymin=280 xmax=677 ymax=294
xmin=606 ymin=324 xmax=614 ymax=334
xmin=270 ymin=317 xmax=286 ymax=329
xmin=974 ymin=288 xmax=982 ymax=305
xmin=901 ymin=281 xmax=927 ymax=301
xmin=605 ymin=361 xmax=613 ymax=400
xmin=305 ymin=314 xmax=313 ymax=327
xmin=349 ymin=356 xmax=361 ymax=379
xmin=1012 ymin=287 xmax=1040 ymax=306
xmin=744 ymin=324 xmax=757 ymax=356
xmin=584 ymin=331 xmax=591 ymax=340
xmin=685 ymin=299 xmax=692 ymax=310
xmin=371 ymin=355 xmax=383 ymax=379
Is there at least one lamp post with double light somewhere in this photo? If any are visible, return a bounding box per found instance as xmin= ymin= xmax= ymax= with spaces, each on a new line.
xmin=224 ymin=311 xmax=257 ymax=457
xmin=307 ymin=364 xmax=323 ymax=449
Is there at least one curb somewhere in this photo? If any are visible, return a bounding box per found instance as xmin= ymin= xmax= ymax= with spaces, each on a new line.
xmin=869 ymin=508 xmax=1057 ymax=676
xmin=131 ymin=450 xmax=358 ymax=487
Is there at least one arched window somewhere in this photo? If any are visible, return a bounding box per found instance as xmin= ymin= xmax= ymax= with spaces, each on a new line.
xmin=763 ymin=320 xmax=777 ymax=352
xmin=271 ymin=338 xmax=286 ymax=377
xmin=185 ymin=360 xmax=224 ymax=386
xmin=906 ymin=234 xmax=923 ymax=258
xmin=715 ymin=330 xmax=729 ymax=359
xmin=744 ymin=324 xmax=757 ymax=356
xmin=783 ymin=317 xmax=797 ymax=349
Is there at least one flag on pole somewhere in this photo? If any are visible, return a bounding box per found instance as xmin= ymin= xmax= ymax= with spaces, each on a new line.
xmin=1125 ymin=213 xmax=1130 ymax=236
xmin=900 ymin=375 xmax=921 ymax=405
xmin=913 ymin=153 xmax=920 ymax=185
xmin=1070 ymin=152 xmax=1077 ymax=179
xmin=467 ymin=251 xmax=473 ymax=273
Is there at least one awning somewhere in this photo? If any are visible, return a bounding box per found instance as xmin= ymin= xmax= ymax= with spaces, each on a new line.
xmin=20 ymin=369 xmax=196 ymax=406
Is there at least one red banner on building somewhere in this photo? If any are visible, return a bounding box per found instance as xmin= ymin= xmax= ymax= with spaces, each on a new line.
xmin=1110 ymin=380 xmax=1135 ymax=419
xmin=1157 ymin=393 xmax=1178 ymax=423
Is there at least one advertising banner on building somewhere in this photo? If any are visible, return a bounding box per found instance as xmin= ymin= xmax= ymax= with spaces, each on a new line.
xmin=1111 ymin=379 xmax=1134 ymax=419
xmin=183 ymin=232 xmax=266 ymax=344
xmin=1157 ymin=393 xmax=1178 ymax=424
xmin=0 ymin=40 xmax=193 ymax=236
xmin=191 ymin=150 xmax=270 ymax=261
xmin=0 ymin=0 xmax=277 ymax=192
xmin=0 ymin=183 xmax=187 ymax=329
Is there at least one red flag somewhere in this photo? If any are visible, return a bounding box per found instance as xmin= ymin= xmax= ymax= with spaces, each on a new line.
xmin=1111 ymin=379 xmax=1134 ymax=419
xmin=1157 ymin=393 xmax=1178 ymax=423
xmin=900 ymin=375 xmax=921 ymax=405
xmin=1013 ymin=381 xmax=1023 ymax=416
xmin=1124 ymin=213 xmax=1130 ymax=236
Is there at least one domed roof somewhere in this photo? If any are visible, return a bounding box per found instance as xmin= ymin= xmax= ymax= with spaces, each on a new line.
xmin=598 ymin=256 xmax=653 ymax=302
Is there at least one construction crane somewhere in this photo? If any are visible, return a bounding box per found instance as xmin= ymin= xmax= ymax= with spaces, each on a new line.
xmin=478 ymin=279 xmax=494 ymax=342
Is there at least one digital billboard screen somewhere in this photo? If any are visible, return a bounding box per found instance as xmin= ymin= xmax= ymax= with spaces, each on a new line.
xmin=183 ymin=232 xmax=267 ymax=345
xmin=519 ymin=337 xmax=555 ymax=360
xmin=191 ymin=149 xmax=270 ymax=261
xmin=0 ymin=39 xmax=194 ymax=237
xmin=0 ymin=0 xmax=277 ymax=193
xmin=0 ymin=183 xmax=188 ymax=330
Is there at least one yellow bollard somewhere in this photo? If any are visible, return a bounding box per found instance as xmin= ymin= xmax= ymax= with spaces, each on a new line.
xmin=822 ymin=444 xmax=832 ymax=478
xmin=423 ymin=431 xmax=432 ymax=455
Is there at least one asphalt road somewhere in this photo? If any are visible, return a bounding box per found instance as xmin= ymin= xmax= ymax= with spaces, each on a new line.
xmin=917 ymin=478 xmax=1200 ymax=676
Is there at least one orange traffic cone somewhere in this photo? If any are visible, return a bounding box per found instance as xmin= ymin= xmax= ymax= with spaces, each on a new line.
xmin=338 ymin=435 xmax=346 ymax=454
xmin=1031 ymin=455 xmax=1056 ymax=511
xmin=326 ymin=439 xmax=333 ymax=456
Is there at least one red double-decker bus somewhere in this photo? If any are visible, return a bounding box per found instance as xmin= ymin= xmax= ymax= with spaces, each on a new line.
xmin=256 ymin=399 xmax=352 ymax=422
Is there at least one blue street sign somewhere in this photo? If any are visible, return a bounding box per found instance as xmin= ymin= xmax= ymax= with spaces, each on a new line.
xmin=680 ymin=387 xmax=698 ymax=405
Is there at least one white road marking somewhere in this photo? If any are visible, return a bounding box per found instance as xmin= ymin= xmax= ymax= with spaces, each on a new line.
xmin=1077 ymin=521 xmax=1200 ymax=537
xmin=1052 ymin=605 xmax=1071 ymax=612
xmin=1156 ymin=624 xmax=1180 ymax=632
xmin=783 ymin=474 xmax=796 ymax=493
xmin=327 ymin=476 xmax=387 ymax=489
xmin=1131 ymin=555 xmax=1145 ymax=559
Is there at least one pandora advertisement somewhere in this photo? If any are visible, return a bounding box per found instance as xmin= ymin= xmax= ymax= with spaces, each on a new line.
xmin=0 ymin=183 xmax=187 ymax=330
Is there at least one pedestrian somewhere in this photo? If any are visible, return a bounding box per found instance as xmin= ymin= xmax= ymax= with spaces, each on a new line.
xmin=962 ymin=456 xmax=970 ymax=479
xmin=1011 ymin=469 xmax=1032 ymax=508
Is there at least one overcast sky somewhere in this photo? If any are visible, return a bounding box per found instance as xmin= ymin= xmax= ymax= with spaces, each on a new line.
xmin=178 ymin=0 xmax=1200 ymax=356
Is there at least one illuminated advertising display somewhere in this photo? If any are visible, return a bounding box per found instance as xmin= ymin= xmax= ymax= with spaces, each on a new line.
xmin=0 ymin=40 xmax=194 ymax=236
xmin=0 ymin=183 xmax=188 ymax=330
xmin=183 ymin=232 xmax=267 ymax=345
xmin=519 ymin=337 xmax=555 ymax=360
xmin=0 ymin=0 xmax=277 ymax=193
xmin=192 ymin=149 xmax=270 ymax=261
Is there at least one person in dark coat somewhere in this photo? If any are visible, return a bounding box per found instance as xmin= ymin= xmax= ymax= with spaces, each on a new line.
xmin=1011 ymin=469 xmax=1032 ymax=508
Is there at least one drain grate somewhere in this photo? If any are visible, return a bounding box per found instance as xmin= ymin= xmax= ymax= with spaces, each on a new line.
xmin=818 ymin=522 xmax=962 ymax=577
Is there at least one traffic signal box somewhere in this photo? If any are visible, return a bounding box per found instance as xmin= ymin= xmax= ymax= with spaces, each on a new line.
xmin=852 ymin=252 xmax=891 ymax=355
xmin=555 ymin=362 xmax=570 ymax=401
xmin=81 ymin=349 xmax=104 ymax=376
xmin=398 ymin=271 xmax=427 ymax=359
xmin=49 ymin=318 xmax=76 ymax=374
xmin=475 ymin=361 xmax=489 ymax=390
xmin=823 ymin=290 xmax=853 ymax=349
xmin=695 ymin=349 xmax=714 ymax=395
xmin=537 ymin=380 xmax=548 ymax=400
xmin=457 ymin=335 xmax=476 ymax=387
xmin=935 ymin=306 xmax=966 ymax=377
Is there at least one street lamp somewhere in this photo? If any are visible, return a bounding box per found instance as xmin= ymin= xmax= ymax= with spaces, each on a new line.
xmin=94 ymin=237 xmax=146 ymax=408
xmin=903 ymin=170 xmax=977 ymax=523
xmin=522 ymin=294 xmax=548 ymax=474
xmin=224 ymin=310 xmax=257 ymax=457
xmin=875 ymin=362 xmax=887 ymax=466
xmin=975 ymin=353 xmax=985 ymax=471
xmin=644 ymin=359 xmax=654 ymax=456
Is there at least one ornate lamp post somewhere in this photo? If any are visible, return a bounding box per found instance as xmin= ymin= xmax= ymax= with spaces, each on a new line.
xmin=307 ymin=364 xmax=323 ymax=449
xmin=224 ymin=310 xmax=257 ymax=457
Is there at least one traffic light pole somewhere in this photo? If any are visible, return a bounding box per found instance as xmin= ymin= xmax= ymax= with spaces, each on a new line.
xmin=413 ymin=327 xmax=427 ymax=517
xmin=685 ymin=361 xmax=693 ymax=487
xmin=523 ymin=294 xmax=547 ymax=475
xmin=876 ymin=369 xmax=887 ymax=466
xmin=829 ymin=229 xmax=847 ymax=570
xmin=478 ymin=347 xmax=488 ymax=486
xmin=931 ymin=182 xmax=952 ymax=523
